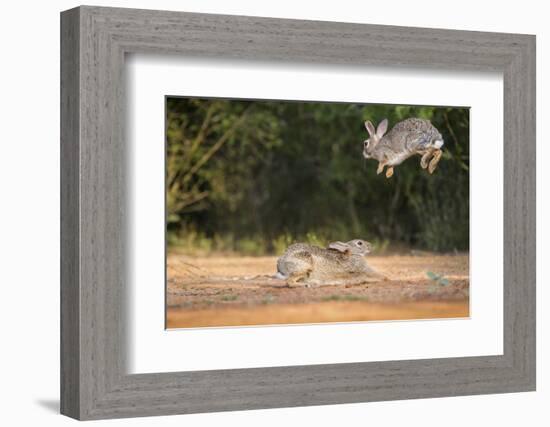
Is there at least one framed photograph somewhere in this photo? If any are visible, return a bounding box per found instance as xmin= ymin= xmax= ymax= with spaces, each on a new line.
xmin=61 ymin=6 xmax=536 ymax=420
xmin=164 ymin=96 xmax=471 ymax=329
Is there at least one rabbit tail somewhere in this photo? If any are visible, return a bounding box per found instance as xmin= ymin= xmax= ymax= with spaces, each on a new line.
xmin=274 ymin=271 xmax=288 ymax=280
xmin=433 ymin=139 xmax=444 ymax=149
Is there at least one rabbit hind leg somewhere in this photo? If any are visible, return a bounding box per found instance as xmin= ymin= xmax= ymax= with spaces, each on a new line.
xmin=420 ymin=150 xmax=433 ymax=169
xmin=428 ymin=149 xmax=443 ymax=174
xmin=286 ymin=272 xmax=311 ymax=287
xmin=284 ymin=255 xmax=313 ymax=287
xmin=385 ymin=166 xmax=394 ymax=178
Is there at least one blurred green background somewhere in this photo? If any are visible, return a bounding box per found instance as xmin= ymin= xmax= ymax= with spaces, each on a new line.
xmin=166 ymin=97 xmax=469 ymax=255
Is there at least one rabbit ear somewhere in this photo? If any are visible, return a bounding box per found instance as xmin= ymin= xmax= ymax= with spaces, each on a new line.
xmin=377 ymin=119 xmax=388 ymax=138
xmin=364 ymin=121 xmax=376 ymax=137
xmin=328 ymin=241 xmax=351 ymax=253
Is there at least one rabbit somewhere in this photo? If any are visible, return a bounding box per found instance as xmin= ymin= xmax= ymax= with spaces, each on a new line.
xmin=276 ymin=239 xmax=387 ymax=287
xmin=363 ymin=118 xmax=444 ymax=178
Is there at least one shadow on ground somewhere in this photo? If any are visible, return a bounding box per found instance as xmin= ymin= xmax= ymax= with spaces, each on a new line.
xmin=35 ymin=399 xmax=59 ymax=414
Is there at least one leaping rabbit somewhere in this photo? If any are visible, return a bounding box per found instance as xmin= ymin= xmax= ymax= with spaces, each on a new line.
xmin=363 ymin=118 xmax=444 ymax=178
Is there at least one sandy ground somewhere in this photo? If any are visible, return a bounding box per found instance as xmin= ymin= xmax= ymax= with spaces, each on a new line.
xmin=166 ymin=253 xmax=469 ymax=328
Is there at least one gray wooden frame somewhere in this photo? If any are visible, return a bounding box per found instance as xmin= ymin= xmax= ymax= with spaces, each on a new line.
xmin=60 ymin=5 xmax=536 ymax=420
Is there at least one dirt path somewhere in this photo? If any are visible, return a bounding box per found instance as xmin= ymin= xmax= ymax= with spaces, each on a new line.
xmin=167 ymin=253 xmax=469 ymax=328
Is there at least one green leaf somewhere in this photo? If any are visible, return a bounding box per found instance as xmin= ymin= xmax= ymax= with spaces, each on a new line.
xmin=426 ymin=271 xmax=440 ymax=280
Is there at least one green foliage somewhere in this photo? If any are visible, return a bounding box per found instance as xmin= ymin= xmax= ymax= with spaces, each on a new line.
xmin=272 ymin=233 xmax=295 ymax=256
xmin=166 ymin=98 xmax=469 ymax=254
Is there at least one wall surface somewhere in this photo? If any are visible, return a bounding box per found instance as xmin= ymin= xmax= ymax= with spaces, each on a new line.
xmin=0 ymin=0 xmax=547 ymax=425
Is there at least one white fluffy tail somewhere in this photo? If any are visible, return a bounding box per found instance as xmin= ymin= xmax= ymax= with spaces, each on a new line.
xmin=433 ymin=139 xmax=444 ymax=149
xmin=274 ymin=271 xmax=287 ymax=280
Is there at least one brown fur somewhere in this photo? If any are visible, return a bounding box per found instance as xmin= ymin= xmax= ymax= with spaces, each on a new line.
xmin=363 ymin=118 xmax=444 ymax=177
xmin=277 ymin=240 xmax=387 ymax=287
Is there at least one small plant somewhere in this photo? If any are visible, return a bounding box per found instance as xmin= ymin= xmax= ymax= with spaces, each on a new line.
xmin=426 ymin=271 xmax=450 ymax=286
xmin=220 ymin=294 xmax=238 ymax=302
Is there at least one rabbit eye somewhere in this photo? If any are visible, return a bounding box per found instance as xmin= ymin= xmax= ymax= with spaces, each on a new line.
xmin=357 ymin=241 xmax=363 ymax=246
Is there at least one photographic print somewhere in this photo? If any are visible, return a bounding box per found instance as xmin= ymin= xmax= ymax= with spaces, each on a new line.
xmin=166 ymin=97 xmax=470 ymax=329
